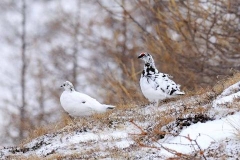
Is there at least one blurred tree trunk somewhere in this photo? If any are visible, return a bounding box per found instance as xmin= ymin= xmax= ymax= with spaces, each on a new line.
xmin=72 ymin=1 xmax=81 ymax=86
xmin=19 ymin=0 xmax=27 ymax=140
xmin=36 ymin=59 xmax=45 ymax=126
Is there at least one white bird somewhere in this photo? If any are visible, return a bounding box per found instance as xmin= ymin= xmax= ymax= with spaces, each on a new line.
xmin=138 ymin=52 xmax=185 ymax=105
xmin=60 ymin=81 xmax=115 ymax=117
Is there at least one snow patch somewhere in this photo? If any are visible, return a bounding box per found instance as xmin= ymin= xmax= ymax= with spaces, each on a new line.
xmin=159 ymin=112 xmax=240 ymax=157
xmin=213 ymin=82 xmax=240 ymax=108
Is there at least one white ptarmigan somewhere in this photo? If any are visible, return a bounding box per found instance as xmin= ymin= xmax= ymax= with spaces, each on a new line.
xmin=60 ymin=81 xmax=115 ymax=117
xmin=138 ymin=52 xmax=185 ymax=105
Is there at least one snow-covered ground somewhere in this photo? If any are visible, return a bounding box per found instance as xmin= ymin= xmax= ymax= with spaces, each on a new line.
xmin=1 ymin=81 xmax=240 ymax=159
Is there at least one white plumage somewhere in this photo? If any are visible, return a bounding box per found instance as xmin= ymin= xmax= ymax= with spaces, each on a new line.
xmin=60 ymin=81 xmax=115 ymax=117
xmin=138 ymin=52 xmax=185 ymax=104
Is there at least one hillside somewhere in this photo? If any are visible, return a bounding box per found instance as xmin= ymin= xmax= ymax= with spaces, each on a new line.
xmin=1 ymin=74 xmax=240 ymax=159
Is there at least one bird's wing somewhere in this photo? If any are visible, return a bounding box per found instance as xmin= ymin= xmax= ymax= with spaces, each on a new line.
xmin=74 ymin=92 xmax=112 ymax=113
xmin=77 ymin=92 xmax=101 ymax=104
xmin=60 ymin=91 xmax=97 ymax=117
xmin=147 ymin=73 xmax=182 ymax=96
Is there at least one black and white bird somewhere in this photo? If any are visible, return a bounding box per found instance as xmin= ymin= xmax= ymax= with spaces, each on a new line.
xmin=60 ymin=81 xmax=115 ymax=117
xmin=138 ymin=52 xmax=185 ymax=105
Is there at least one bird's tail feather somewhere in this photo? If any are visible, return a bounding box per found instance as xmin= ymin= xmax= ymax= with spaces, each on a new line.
xmin=175 ymin=91 xmax=185 ymax=95
xmin=103 ymin=105 xmax=116 ymax=110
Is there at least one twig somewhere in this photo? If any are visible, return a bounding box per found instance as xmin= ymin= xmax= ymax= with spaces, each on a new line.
xmin=129 ymin=119 xmax=147 ymax=135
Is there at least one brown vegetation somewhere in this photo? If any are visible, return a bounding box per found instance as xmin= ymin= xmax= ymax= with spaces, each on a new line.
xmin=5 ymin=72 xmax=239 ymax=159
xmin=0 ymin=0 xmax=239 ymax=145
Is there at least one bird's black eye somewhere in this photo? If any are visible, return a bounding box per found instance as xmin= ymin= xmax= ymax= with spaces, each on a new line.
xmin=63 ymin=84 xmax=66 ymax=86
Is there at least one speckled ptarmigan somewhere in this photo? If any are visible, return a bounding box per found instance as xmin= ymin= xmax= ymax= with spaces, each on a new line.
xmin=60 ymin=81 xmax=115 ymax=117
xmin=138 ymin=52 xmax=185 ymax=105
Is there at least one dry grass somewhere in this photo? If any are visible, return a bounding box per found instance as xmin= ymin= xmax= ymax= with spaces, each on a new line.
xmin=5 ymin=155 xmax=42 ymax=160
xmin=20 ymin=104 xmax=132 ymax=145
xmin=227 ymin=116 xmax=240 ymax=140
xmin=212 ymin=72 xmax=240 ymax=95
xmin=20 ymin=113 xmax=73 ymax=145
xmin=45 ymin=154 xmax=65 ymax=160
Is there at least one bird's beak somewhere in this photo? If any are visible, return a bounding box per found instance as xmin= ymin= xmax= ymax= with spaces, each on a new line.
xmin=138 ymin=54 xmax=144 ymax=59
xmin=60 ymin=85 xmax=63 ymax=88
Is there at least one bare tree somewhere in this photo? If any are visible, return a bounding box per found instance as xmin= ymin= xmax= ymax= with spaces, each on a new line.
xmin=144 ymin=0 xmax=240 ymax=87
xmin=71 ymin=1 xmax=81 ymax=86
xmin=86 ymin=1 xmax=145 ymax=104
xmin=19 ymin=0 xmax=27 ymax=140
xmin=82 ymin=0 xmax=240 ymax=103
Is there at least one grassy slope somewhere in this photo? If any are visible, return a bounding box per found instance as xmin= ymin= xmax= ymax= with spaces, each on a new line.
xmin=1 ymin=73 xmax=240 ymax=160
